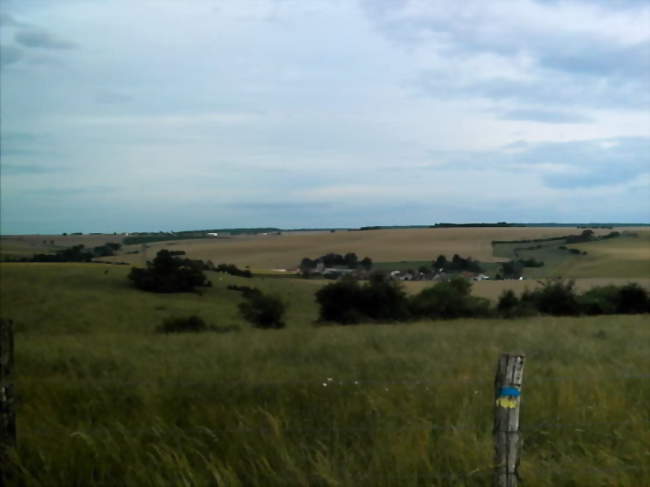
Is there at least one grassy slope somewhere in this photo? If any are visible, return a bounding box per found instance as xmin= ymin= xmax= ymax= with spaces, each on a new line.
xmin=1 ymin=263 xmax=649 ymax=485
xmin=557 ymin=233 xmax=650 ymax=278
xmin=490 ymin=231 xmax=650 ymax=279
xmin=0 ymin=264 xmax=320 ymax=334
xmin=0 ymin=234 xmax=123 ymax=259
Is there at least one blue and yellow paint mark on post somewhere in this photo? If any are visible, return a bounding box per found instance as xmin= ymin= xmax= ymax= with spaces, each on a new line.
xmin=496 ymin=386 xmax=521 ymax=409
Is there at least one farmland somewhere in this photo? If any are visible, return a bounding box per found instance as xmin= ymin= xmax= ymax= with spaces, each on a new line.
xmin=81 ymin=226 xmax=626 ymax=270
xmin=1 ymin=226 xmax=649 ymax=486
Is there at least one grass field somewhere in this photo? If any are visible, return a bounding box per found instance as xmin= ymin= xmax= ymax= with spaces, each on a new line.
xmin=0 ymin=234 xmax=124 ymax=259
xmin=1 ymin=263 xmax=649 ymax=485
xmin=491 ymin=232 xmax=650 ymax=279
xmin=556 ymin=232 xmax=650 ymax=278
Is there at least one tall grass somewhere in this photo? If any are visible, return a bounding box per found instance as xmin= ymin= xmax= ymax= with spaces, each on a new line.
xmin=2 ymin=263 xmax=649 ymax=486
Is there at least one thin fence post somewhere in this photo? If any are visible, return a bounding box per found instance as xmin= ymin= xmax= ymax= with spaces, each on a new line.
xmin=1 ymin=318 xmax=16 ymax=477
xmin=493 ymin=353 xmax=525 ymax=487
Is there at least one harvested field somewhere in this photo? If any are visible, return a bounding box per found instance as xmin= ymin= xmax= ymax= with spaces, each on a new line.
xmin=102 ymin=227 xmax=627 ymax=270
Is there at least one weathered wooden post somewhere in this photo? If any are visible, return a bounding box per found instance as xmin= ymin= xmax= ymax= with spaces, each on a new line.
xmin=493 ymin=353 xmax=525 ymax=487
xmin=1 ymin=318 xmax=16 ymax=477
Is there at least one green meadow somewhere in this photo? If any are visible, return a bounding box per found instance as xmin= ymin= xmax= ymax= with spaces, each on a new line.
xmin=1 ymin=263 xmax=649 ymax=486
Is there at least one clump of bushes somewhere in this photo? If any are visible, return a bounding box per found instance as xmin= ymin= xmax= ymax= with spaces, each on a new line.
xmin=316 ymin=274 xmax=489 ymax=324
xmin=315 ymin=273 xmax=410 ymax=324
xmin=227 ymin=284 xmax=262 ymax=298
xmin=518 ymin=258 xmax=544 ymax=268
xmin=410 ymin=277 xmax=490 ymax=319
xmin=155 ymin=315 xmax=241 ymax=334
xmin=432 ymin=254 xmax=483 ymax=273
xmin=238 ymin=289 xmax=286 ymax=329
xmin=156 ymin=315 xmax=208 ymax=333
xmin=128 ymin=249 xmax=211 ymax=293
xmin=496 ymin=279 xmax=649 ymax=318
xmin=215 ymin=263 xmax=252 ymax=278
xmin=316 ymin=274 xmax=649 ymax=325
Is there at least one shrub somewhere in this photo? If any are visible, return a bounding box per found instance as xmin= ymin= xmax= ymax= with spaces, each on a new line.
xmin=156 ymin=315 xmax=208 ymax=333
xmin=315 ymin=274 xmax=410 ymax=324
xmin=315 ymin=278 xmax=365 ymax=324
xmin=410 ymin=277 xmax=490 ymax=319
xmin=518 ymin=258 xmax=544 ymax=268
xmin=239 ymin=292 xmax=286 ymax=329
xmin=526 ymin=279 xmax=580 ymax=316
xmin=497 ymin=289 xmax=520 ymax=318
xmin=215 ymin=264 xmax=252 ymax=278
xmin=500 ymin=260 xmax=523 ymax=279
xmin=617 ymin=283 xmax=648 ymax=314
xmin=578 ymin=286 xmax=620 ymax=315
xmin=362 ymin=272 xmax=411 ymax=321
xmin=227 ymin=284 xmax=262 ymax=298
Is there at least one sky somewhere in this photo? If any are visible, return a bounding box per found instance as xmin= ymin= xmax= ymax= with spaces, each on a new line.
xmin=1 ymin=0 xmax=649 ymax=234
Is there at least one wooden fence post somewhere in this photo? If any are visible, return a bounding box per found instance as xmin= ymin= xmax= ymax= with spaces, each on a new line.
xmin=493 ymin=353 xmax=525 ymax=487
xmin=1 ymin=318 xmax=16 ymax=476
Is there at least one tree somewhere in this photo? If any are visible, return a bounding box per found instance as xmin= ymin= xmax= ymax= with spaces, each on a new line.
xmin=433 ymin=255 xmax=447 ymax=270
xmin=128 ymin=249 xmax=210 ymax=293
xmin=360 ymin=256 xmax=373 ymax=270
xmin=527 ymin=279 xmax=580 ymax=316
xmin=497 ymin=290 xmax=520 ymax=318
xmin=344 ymin=252 xmax=359 ymax=268
xmin=410 ymin=276 xmax=489 ymax=319
xmin=500 ymin=260 xmax=523 ymax=279
xmin=617 ymin=283 xmax=648 ymax=314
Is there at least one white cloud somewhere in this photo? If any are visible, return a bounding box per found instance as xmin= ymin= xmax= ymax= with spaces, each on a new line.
xmin=1 ymin=0 xmax=648 ymax=233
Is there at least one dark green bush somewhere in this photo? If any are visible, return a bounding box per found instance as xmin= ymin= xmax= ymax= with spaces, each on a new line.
xmin=315 ymin=278 xmax=366 ymax=324
xmin=239 ymin=292 xmax=286 ymax=329
xmin=216 ymin=264 xmax=252 ymax=278
xmin=315 ymin=274 xmax=410 ymax=324
xmin=617 ymin=283 xmax=648 ymax=314
xmin=524 ymin=279 xmax=580 ymax=316
xmin=578 ymin=286 xmax=620 ymax=315
xmin=128 ymin=250 xmax=210 ymax=293
xmin=410 ymin=277 xmax=490 ymax=319
xmin=156 ymin=315 xmax=208 ymax=333
xmin=227 ymin=284 xmax=262 ymax=298
xmin=497 ymin=289 xmax=520 ymax=318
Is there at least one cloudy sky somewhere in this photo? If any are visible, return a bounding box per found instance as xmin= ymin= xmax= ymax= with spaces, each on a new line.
xmin=1 ymin=0 xmax=649 ymax=234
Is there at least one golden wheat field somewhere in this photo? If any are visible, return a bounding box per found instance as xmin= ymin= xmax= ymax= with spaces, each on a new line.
xmin=102 ymin=227 xmax=636 ymax=270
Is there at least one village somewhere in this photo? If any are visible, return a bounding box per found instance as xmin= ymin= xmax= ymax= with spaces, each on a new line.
xmin=299 ymin=253 xmax=494 ymax=282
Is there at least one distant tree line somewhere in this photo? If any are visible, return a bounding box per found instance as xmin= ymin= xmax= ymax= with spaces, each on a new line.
xmin=432 ymin=222 xmax=525 ymax=228
xmin=493 ymin=229 xmax=627 ymax=246
xmin=315 ymin=275 xmax=649 ymax=325
xmin=8 ymin=243 xmax=123 ymax=263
